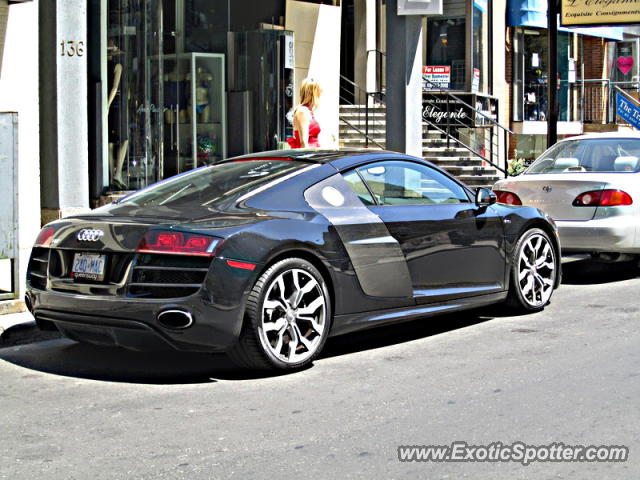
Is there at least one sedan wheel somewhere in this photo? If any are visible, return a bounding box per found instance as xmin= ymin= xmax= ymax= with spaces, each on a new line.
xmin=507 ymin=228 xmax=557 ymax=311
xmin=228 ymin=258 xmax=331 ymax=370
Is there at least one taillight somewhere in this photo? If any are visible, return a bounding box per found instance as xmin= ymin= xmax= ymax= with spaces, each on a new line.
xmin=494 ymin=190 xmax=523 ymax=206
xmin=573 ymin=189 xmax=633 ymax=207
xmin=136 ymin=231 xmax=222 ymax=256
xmin=34 ymin=226 xmax=57 ymax=247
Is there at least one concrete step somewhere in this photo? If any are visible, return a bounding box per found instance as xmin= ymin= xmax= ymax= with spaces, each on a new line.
xmin=438 ymin=165 xmax=499 ymax=176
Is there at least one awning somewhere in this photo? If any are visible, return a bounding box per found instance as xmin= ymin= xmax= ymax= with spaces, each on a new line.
xmin=507 ymin=0 xmax=624 ymax=41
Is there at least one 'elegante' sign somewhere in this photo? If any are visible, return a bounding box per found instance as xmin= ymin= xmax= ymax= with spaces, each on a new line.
xmin=561 ymin=0 xmax=640 ymax=26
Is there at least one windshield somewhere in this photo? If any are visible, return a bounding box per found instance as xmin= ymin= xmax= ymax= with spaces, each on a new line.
xmin=526 ymin=138 xmax=640 ymax=174
xmin=120 ymin=160 xmax=311 ymax=210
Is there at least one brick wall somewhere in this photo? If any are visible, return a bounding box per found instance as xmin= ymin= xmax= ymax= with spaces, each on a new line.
xmin=582 ymin=36 xmax=608 ymax=124
xmin=505 ymin=27 xmax=517 ymax=160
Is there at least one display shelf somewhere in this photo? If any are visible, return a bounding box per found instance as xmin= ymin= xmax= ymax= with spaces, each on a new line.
xmin=149 ymin=52 xmax=226 ymax=175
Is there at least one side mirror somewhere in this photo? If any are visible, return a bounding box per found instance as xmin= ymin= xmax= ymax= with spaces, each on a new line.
xmin=475 ymin=187 xmax=497 ymax=207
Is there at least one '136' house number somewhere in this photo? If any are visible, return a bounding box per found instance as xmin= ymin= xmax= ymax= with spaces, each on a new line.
xmin=60 ymin=40 xmax=85 ymax=57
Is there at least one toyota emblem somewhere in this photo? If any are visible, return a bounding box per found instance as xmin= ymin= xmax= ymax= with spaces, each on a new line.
xmin=542 ymin=186 xmax=553 ymax=193
xmin=76 ymin=229 xmax=105 ymax=242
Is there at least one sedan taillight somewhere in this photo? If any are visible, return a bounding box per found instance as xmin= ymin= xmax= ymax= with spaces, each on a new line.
xmin=494 ymin=190 xmax=523 ymax=206
xmin=136 ymin=231 xmax=222 ymax=257
xmin=572 ymin=189 xmax=633 ymax=207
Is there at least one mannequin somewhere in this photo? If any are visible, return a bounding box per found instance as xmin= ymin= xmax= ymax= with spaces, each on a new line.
xmin=107 ymin=40 xmax=128 ymax=190
xmin=186 ymin=66 xmax=213 ymax=123
xmin=164 ymin=67 xmax=188 ymax=124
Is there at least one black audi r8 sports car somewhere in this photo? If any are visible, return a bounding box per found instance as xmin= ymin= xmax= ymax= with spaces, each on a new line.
xmin=26 ymin=150 xmax=561 ymax=370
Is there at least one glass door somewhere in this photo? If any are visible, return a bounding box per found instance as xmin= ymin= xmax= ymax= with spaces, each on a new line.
xmin=107 ymin=0 xmax=183 ymax=190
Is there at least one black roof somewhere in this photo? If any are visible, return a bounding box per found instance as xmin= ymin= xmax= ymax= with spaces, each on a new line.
xmin=230 ymin=148 xmax=401 ymax=164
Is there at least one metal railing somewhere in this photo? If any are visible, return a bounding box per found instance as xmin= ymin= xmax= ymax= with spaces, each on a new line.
xmin=339 ymin=56 xmax=513 ymax=176
xmin=339 ymin=74 xmax=385 ymax=149
xmin=422 ymin=78 xmax=511 ymax=175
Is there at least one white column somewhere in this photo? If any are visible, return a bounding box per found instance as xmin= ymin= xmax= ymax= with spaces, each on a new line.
xmin=40 ymin=0 xmax=89 ymax=221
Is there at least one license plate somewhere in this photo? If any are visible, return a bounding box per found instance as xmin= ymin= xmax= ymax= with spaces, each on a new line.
xmin=72 ymin=253 xmax=107 ymax=281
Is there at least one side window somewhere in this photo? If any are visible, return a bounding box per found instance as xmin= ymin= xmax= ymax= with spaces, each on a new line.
xmin=342 ymin=170 xmax=375 ymax=205
xmin=356 ymin=160 xmax=469 ymax=206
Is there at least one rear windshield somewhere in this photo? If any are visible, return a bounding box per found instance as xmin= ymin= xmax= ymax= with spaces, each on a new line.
xmin=526 ymin=138 xmax=640 ymax=174
xmin=120 ymin=160 xmax=311 ymax=210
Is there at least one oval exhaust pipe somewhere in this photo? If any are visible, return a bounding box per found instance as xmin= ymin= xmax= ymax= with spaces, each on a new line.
xmin=157 ymin=310 xmax=194 ymax=330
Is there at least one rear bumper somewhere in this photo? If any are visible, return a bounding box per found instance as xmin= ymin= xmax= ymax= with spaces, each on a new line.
xmin=26 ymin=288 xmax=246 ymax=353
xmin=556 ymin=216 xmax=639 ymax=253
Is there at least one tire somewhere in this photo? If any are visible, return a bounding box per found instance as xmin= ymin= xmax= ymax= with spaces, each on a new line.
xmin=227 ymin=257 xmax=332 ymax=371
xmin=505 ymin=228 xmax=558 ymax=312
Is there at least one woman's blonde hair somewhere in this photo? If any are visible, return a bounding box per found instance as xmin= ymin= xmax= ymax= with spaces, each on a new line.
xmin=299 ymin=77 xmax=322 ymax=111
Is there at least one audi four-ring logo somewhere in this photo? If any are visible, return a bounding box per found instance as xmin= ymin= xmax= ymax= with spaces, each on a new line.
xmin=76 ymin=229 xmax=105 ymax=242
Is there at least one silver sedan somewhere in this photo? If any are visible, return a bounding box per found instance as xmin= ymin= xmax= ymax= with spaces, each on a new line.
xmin=494 ymin=133 xmax=640 ymax=258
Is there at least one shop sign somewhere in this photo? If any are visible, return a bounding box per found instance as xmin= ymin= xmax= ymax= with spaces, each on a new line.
xmin=422 ymin=95 xmax=473 ymax=127
xmin=561 ymin=0 xmax=640 ymax=26
xmin=284 ymin=34 xmax=294 ymax=70
xmin=422 ymin=66 xmax=450 ymax=90
xmin=422 ymin=93 xmax=497 ymax=128
xmin=616 ymin=93 xmax=640 ymax=129
xmin=398 ymin=0 xmax=443 ymax=15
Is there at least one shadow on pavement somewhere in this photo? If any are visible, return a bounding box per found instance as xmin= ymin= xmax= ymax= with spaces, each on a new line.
xmin=321 ymin=309 xmax=496 ymax=359
xmin=561 ymin=258 xmax=639 ymax=285
xmin=0 ymin=308 xmax=499 ymax=384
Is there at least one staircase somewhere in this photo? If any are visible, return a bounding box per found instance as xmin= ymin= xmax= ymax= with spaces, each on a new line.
xmin=339 ymin=104 xmax=503 ymax=189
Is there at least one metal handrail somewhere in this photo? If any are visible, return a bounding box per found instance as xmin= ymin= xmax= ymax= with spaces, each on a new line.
xmin=423 ymin=78 xmax=515 ymax=135
xmin=339 ymin=72 xmax=510 ymax=176
xmin=614 ymin=84 xmax=640 ymax=104
xmin=421 ymin=118 xmax=505 ymax=174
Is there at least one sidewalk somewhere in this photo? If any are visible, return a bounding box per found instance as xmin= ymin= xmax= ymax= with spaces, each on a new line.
xmin=0 ymin=311 xmax=37 ymax=346
xmin=0 ymin=311 xmax=35 ymax=334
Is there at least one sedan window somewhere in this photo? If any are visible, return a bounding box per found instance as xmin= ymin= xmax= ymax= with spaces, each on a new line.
xmin=527 ymin=138 xmax=640 ymax=174
xmin=352 ymin=160 xmax=470 ymax=206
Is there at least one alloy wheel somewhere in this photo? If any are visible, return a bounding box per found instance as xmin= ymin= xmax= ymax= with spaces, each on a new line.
xmin=258 ymin=268 xmax=327 ymax=364
xmin=517 ymin=233 xmax=556 ymax=308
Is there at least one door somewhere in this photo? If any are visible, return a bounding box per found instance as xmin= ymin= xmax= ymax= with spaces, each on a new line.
xmin=107 ymin=0 xmax=185 ymax=190
xmin=345 ymin=160 xmax=506 ymax=303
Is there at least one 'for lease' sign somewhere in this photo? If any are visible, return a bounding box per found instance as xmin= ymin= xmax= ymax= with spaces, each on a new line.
xmin=422 ymin=66 xmax=451 ymax=90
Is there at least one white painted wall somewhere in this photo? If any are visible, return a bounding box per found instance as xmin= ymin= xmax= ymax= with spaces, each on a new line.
xmin=286 ymin=0 xmax=341 ymax=147
xmin=0 ymin=0 xmax=40 ymax=303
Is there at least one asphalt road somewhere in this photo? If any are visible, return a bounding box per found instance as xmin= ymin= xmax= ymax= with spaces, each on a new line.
xmin=1 ymin=258 xmax=639 ymax=479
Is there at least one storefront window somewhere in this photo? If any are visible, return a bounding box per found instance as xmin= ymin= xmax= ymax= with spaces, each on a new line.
xmin=472 ymin=0 xmax=490 ymax=93
xmin=102 ymin=0 xmax=291 ymax=193
xmin=426 ymin=16 xmax=466 ymax=91
xmin=610 ymin=40 xmax=639 ymax=83
xmin=513 ymin=28 xmax=577 ymax=122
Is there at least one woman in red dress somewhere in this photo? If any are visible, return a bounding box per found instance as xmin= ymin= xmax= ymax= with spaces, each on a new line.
xmin=287 ymin=78 xmax=322 ymax=149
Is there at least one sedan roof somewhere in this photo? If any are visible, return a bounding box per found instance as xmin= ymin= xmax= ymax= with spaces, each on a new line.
xmin=557 ymin=131 xmax=640 ymax=142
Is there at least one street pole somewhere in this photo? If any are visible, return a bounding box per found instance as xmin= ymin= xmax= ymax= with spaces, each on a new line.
xmin=547 ymin=0 xmax=559 ymax=148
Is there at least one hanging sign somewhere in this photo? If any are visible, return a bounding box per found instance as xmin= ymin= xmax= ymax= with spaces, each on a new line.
xmin=398 ymin=0 xmax=443 ymax=15
xmin=616 ymin=93 xmax=640 ymax=130
xmin=561 ymin=0 xmax=640 ymax=26
xmin=284 ymin=34 xmax=294 ymax=69
xmin=422 ymin=66 xmax=450 ymax=90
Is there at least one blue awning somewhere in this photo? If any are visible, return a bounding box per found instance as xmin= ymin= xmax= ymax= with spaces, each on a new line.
xmin=507 ymin=0 xmax=624 ymax=41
